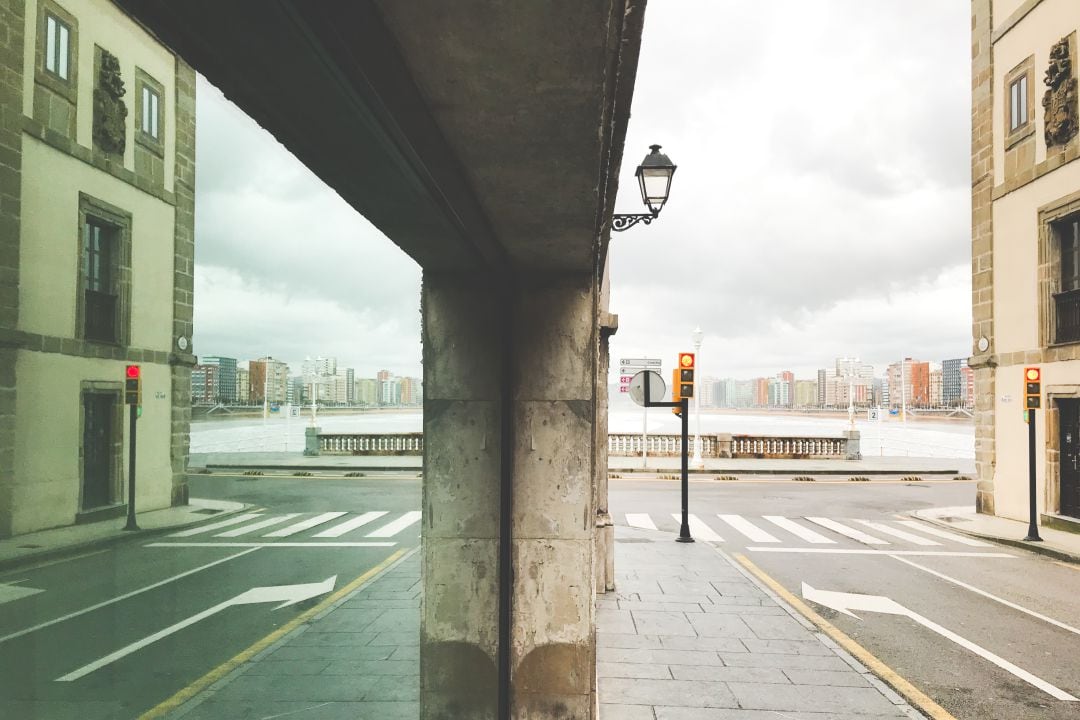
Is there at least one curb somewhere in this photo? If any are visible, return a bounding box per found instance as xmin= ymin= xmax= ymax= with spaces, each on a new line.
xmin=0 ymin=502 xmax=251 ymax=574
xmin=200 ymin=464 xmax=422 ymax=473
xmin=610 ymin=468 xmax=965 ymax=476
xmin=909 ymin=512 xmax=1080 ymax=565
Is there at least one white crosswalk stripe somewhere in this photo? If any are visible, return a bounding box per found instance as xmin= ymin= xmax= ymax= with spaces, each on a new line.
xmin=717 ymin=514 xmax=779 ymax=543
xmin=854 ymin=519 xmax=941 ymax=546
xmin=263 ymin=512 xmax=349 ymax=538
xmin=216 ymin=514 xmax=301 ymax=537
xmin=314 ymin=511 xmax=389 ymax=538
xmin=672 ymin=513 xmax=724 ymax=542
xmin=368 ymin=511 xmax=423 ymax=538
xmin=626 ymin=513 xmax=657 ymax=530
xmin=169 ymin=513 xmax=263 ymax=537
xmin=805 ymin=517 xmax=889 ymax=545
xmin=895 ymin=520 xmax=994 ymax=547
xmin=762 ymin=515 xmax=835 ymax=544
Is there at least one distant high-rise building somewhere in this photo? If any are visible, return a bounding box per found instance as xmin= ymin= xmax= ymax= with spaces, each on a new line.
xmin=961 ymin=366 xmax=974 ymax=409
xmin=236 ymin=368 xmax=251 ymax=404
xmin=400 ymin=376 xmax=423 ymax=406
xmin=817 ymin=369 xmax=828 ymax=406
xmin=191 ymin=365 xmax=216 ymax=404
xmin=250 ymin=357 xmax=289 ymax=405
xmin=929 ymin=365 xmax=943 ymax=408
xmin=942 ymin=358 xmax=965 ymax=407
xmin=794 ymin=379 xmax=817 ymax=408
xmin=377 ymin=369 xmax=392 ymax=383
xmin=355 ymin=378 xmax=379 ymax=406
xmin=199 ymin=356 xmax=238 ymax=403
xmin=752 ymin=378 xmax=769 ymax=407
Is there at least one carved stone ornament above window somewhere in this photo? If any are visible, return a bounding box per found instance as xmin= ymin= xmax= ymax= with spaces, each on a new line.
xmin=93 ymin=49 xmax=128 ymax=156
xmin=1043 ymin=36 xmax=1078 ymax=149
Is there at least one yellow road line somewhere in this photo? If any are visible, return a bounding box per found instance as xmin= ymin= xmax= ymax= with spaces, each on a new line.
xmin=198 ymin=473 xmax=421 ymax=481
xmin=137 ymin=547 xmax=410 ymax=719
xmin=733 ymin=552 xmax=958 ymax=720
xmin=610 ymin=476 xmax=972 ymax=485
xmin=1052 ymin=560 xmax=1080 ymax=572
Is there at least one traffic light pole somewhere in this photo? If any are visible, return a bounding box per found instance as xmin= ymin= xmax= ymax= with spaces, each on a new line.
xmin=643 ymin=380 xmax=693 ymax=543
xmin=124 ymin=404 xmax=139 ymax=531
xmin=1024 ymin=410 xmax=1041 ymax=542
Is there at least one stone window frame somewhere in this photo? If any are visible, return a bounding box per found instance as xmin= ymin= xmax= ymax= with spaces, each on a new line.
xmin=1045 ymin=386 xmax=1080 ymax=518
xmin=77 ymin=381 xmax=124 ymax=515
xmin=1037 ymin=189 xmax=1080 ymax=347
xmin=34 ymin=0 xmax=79 ymax=106
xmin=134 ymin=67 xmax=165 ymax=156
xmin=1003 ymin=56 xmax=1036 ymax=151
xmin=75 ymin=193 xmax=133 ymax=348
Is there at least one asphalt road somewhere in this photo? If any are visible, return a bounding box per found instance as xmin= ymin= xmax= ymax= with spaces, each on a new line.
xmin=609 ymin=475 xmax=1080 ymax=720
xmin=0 ymin=472 xmax=421 ymax=719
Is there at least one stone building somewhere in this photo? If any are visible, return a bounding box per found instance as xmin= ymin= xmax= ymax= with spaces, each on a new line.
xmin=971 ymin=0 xmax=1080 ymax=524
xmin=0 ymin=0 xmax=195 ymax=536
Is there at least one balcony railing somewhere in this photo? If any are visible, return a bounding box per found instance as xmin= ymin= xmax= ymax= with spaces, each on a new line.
xmin=84 ymin=290 xmax=117 ymax=343
xmin=1056 ymin=289 xmax=1080 ymax=344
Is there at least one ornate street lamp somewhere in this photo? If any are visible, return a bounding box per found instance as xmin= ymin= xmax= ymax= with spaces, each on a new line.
xmin=612 ymin=144 xmax=677 ymax=232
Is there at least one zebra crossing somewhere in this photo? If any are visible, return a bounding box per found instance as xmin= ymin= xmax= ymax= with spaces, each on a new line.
xmin=622 ymin=512 xmax=1002 ymax=554
xmin=153 ymin=510 xmax=423 ymax=548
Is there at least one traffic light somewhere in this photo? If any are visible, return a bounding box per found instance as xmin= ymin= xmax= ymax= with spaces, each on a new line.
xmin=125 ymin=365 xmax=141 ymax=406
xmin=678 ymin=352 xmax=695 ymax=398
xmin=1024 ymin=367 xmax=1041 ymax=410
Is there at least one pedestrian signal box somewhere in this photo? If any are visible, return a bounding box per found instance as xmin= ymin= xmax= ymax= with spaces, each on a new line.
xmin=125 ymin=365 xmax=141 ymax=406
xmin=678 ymin=352 xmax=695 ymax=398
xmin=1024 ymin=367 xmax=1041 ymax=410
xmin=671 ymin=369 xmax=682 ymax=416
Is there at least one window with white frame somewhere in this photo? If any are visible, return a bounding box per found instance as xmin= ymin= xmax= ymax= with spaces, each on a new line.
xmin=44 ymin=12 xmax=71 ymax=81
xmin=140 ymin=84 xmax=160 ymax=140
xmin=1009 ymin=75 xmax=1028 ymax=132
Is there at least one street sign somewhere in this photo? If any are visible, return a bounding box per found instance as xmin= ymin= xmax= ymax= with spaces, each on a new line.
xmin=621 ymin=358 xmax=661 ymax=367
xmin=868 ymin=408 xmax=879 ymax=421
xmin=619 ymin=375 xmax=632 ymax=385
xmin=628 ymin=371 xmax=666 ymax=407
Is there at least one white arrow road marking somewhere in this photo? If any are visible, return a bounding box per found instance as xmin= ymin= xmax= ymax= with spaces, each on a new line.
xmin=56 ymin=576 xmax=337 ymax=682
xmin=625 ymin=513 xmax=657 ymax=530
xmin=802 ymin=583 xmax=1079 ymax=702
xmin=0 ymin=581 xmax=44 ymax=605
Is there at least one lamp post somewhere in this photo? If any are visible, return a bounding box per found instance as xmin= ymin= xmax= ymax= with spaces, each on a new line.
xmin=691 ymin=326 xmax=704 ymax=470
xmin=612 ymin=145 xmax=677 ymax=232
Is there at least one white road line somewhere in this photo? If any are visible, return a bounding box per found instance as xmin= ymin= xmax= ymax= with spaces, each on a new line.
xmin=263 ymin=512 xmax=349 ymax=538
xmin=215 ymin=514 xmax=301 ymax=537
xmin=895 ymin=520 xmax=994 ymax=547
xmin=313 ymin=511 xmax=388 ymax=538
xmin=853 ymin=520 xmax=942 ymax=546
xmin=747 ymin=548 xmax=1016 ymax=558
xmin=625 ymin=513 xmax=657 ymax=530
xmin=168 ymin=513 xmax=263 ymax=537
xmin=717 ymin=515 xmax=779 ymax=543
xmin=0 ymin=548 xmax=260 ymax=645
xmin=890 ymin=556 xmax=1080 ymax=636
xmin=367 ymin=511 xmax=422 ymax=538
xmin=806 ymin=517 xmax=889 ymax=546
xmin=762 ymin=516 xmax=836 ymax=544
xmin=672 ymin=513 xmax=723 ymax=542
xmin=147 ymin=542 xmax=396 ymax=548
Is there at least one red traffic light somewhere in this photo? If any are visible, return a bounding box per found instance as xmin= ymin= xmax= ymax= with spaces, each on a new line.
xmin=126 ymin=365 xmax=141 ymax=379
xmin=679 ymin=352 xmax=695 ymax=369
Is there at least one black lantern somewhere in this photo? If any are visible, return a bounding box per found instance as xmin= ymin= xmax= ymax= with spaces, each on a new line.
xmin=613 ymin=144 xmax=677 ymax=232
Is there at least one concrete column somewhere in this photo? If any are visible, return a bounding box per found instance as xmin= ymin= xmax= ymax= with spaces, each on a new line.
xmin=304 ymin=426 xmax=321 ymax=456
xmin=844 ymin=430 xmax=862 ymax=460
xmin=421 ymin=271 xmax=599 ymax=720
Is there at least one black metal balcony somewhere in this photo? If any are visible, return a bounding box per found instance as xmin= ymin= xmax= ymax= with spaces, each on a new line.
xmin=1055 ymin=289 xmax=1080 ymax=344
xmin=84 ymin=289 xmax=117 ymax=343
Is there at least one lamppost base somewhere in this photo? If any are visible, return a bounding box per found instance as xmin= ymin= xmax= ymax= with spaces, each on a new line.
xmin=1023 ymin=533 xmax=1043 ymax=542
xmin=676 ymin=536 xmax=695 ymax=543
xmin=123 ymin=523 xmax=140 ymax=532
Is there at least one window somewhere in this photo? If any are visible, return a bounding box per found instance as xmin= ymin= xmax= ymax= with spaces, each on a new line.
xmin=1054 ymin=216 xmax=1080 ymax=344
xmin=140 ymin=84 xmax=160 ymax=139
xmin=1009 ymin=75 xmax=1027 ymax=132
xmin=82 ymin=219 xmax=118 ymax=343
xmin=44 ymin=12 xmax=71 ymax=80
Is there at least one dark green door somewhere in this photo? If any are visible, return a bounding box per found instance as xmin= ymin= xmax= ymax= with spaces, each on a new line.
xmin=1059 ymin=399 xmax=1080 ymax=518
xmin=82 ymin=394 xmax=114 ymax=509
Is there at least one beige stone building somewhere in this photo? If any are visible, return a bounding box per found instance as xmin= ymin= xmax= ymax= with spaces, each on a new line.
xmin=971 ymin=0 xmax=1080 ymax=526
xmin=0 ymin=0 xmax=195 ymax=536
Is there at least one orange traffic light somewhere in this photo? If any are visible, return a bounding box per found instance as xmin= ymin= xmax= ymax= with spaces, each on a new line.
xmin=677 ymin=352 xmax=694 ymax=398
xmin=1024 ymin=366 xmax=1041 ymax=410
xmin=679 ymin=352 xmax=695 ymax=369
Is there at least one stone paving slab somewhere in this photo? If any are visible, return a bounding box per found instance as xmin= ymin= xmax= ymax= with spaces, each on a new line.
xmin=597 ymin=525 xmax=922 ymax=719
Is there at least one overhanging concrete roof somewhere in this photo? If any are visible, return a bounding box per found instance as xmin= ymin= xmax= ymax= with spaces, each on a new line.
xmin=113 ymin=1 xmax=646 ymax=276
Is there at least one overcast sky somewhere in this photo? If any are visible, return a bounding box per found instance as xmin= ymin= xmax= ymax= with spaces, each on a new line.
xmin=192 ymin=0 xmax=970 ymax=382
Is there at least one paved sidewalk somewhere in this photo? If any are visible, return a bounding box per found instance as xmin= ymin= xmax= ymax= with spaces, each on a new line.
xmin=596 ymin=525 xmax=921 ymax=719
xmin=0 ymin=497 xmax=246 ymax=569
xmin=915 ymin=505 xmax=1080 ymax=563
xmin=172 ymin=550 xmax=420 ymax=719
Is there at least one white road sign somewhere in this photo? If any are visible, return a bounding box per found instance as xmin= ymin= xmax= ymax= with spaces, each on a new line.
xmin=621 ymin=358 xmax=661 ymax=367
xmin=629 ymin=371 xmax=666 ymax=407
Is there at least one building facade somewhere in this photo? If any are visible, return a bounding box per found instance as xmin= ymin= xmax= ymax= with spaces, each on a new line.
xmin=0 ymin=0 xmax=195 ymax=537
xmin=971 ymin=0 xmax=1080 ymax=523
xmin=249 ymin=357 xmax=288 ymax=405
xmin=198 ymin=355 xmax=236 ymax=403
